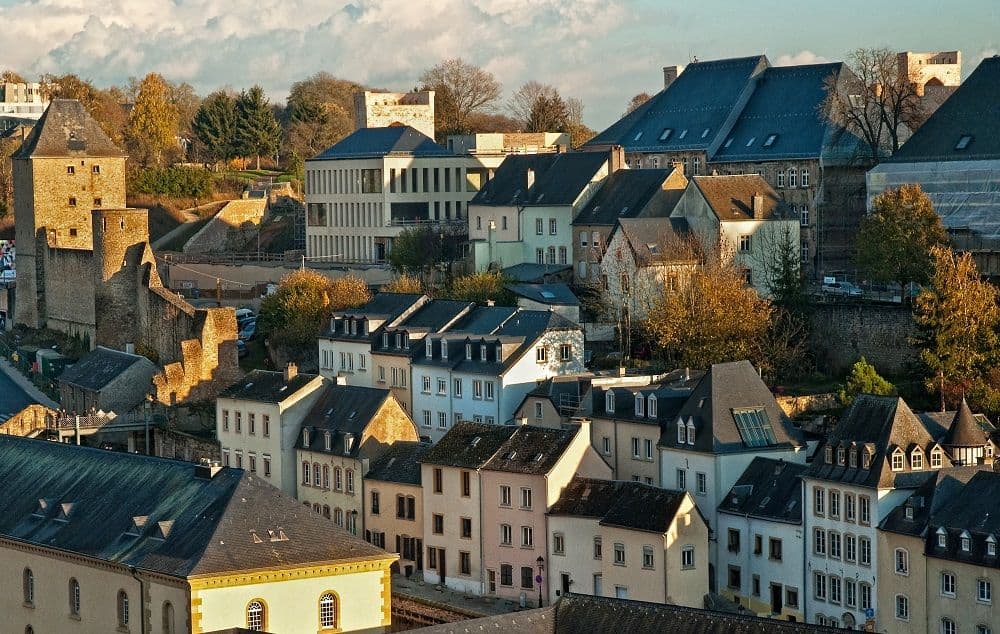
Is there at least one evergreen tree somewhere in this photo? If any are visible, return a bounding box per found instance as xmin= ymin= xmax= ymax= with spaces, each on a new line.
xmin=235 ymin=86 xmax=281 ymax=170
xmin=838 ymin=357 xmax=895 ymax=404
xmin=192 ymin=91 xmax=238 ymax=166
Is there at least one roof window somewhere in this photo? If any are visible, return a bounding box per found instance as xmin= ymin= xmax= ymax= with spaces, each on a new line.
xmin=633 ymin=131 xmax=643 ymax=141
xmin=763 ymin=134 xmax=778 ymax=147
xmin=678 ymin=129 xmax=688 ymax=140
xmin=732 ymin=408 xmax=776 ymax=448
xmin=701 ymin=128 xmax=710 ymax=138
xmin=659 ymin=128 xmax=673 ymax=141
xmin=724 ymin=137 xmax=734 ymax=148
xmin=745 ymin=137 xmax=756 ymax=147
xmin=955 ymin=135 xmax=973 ymax=150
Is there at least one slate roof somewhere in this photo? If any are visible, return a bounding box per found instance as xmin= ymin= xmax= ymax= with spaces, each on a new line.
xmin=309 ymin=126 xmax=450 ymax=161
xmin=615 ymin=217 xmax=692 ymax=266
xmin=58 ymin=346 xmax=150 ymax=392
xmin=659 ymin=360 xmax=804 ymax=453
xmin=591 ymin=376 xmax=699 ymax=427
xmin=879 ymin=466 xmax=986 ymax=536
xmin=587 ymin=56 xmax=768 ymax=152
xmin=806 ymin=395 xmax=951 ymax=488
xmin=373 ymin=300 xmax=474 ymax=357
xmin=926 ymin=470 xmax=1000 ymax=568
xmin=471 ymin=152 xmax=608 ymax=207
xmin=522 ymin=376 xmax=591 ymax=415
xmin=501 ymin=263 xmax=572 ymax=283
xmin=942 ymin=398 xmax=990 ymax=447
xmin=365 ymin=441 xmax=433 ymax=485
xmin=0 ymin=435 xmax=388 ymax=579
xmin=483 ymin=425 xmax=579 ymax=475
xmin=297 ymin=384 xmax=397 ymax=456
xmin=325 ymin=293 xmax=427 ymax=341
xmin=421 ymin=422 xmax=516 ymax=469
xmin=690 ymin=175 xmax=791 ymax=221
xmin=718 ymin=457 xmax=806 ymax=524
xmin=572 ymin=168 xmax=680 ymax=226
xmin=218 ymin=369 xmax=318 ymax=404
xmin=449 ymin=305 xmax=519 ymax=333
xmin=888 ymin=56 xmax=1000 ymax=163
xmin=13 ymin=99 xmax=125 ymax=158
xmin=548 ymin=477 xmax=692 ymax=534
xmin=506 ymin=283 xmax=580 ymax=306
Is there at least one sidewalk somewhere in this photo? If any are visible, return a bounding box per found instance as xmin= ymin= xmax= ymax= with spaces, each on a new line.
xmin=0 ymin=357 xmax=59 ymax=409
xmin=392 ymin=573 xmax=532 ymax=618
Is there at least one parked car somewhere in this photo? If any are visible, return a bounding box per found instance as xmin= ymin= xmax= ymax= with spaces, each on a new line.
xmin=235 ymin=308 xmax=255 ymax=328
xmin=821 ymin=281 xmax=863 ymax=298
xmin=238 ymin=321 xmax=256 ymax=341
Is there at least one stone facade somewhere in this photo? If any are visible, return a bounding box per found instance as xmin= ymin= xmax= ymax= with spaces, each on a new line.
xmin=354 ymin=91 xmax=436 ymax=139
xmin=809 ymin=303 xmax=917 ymax=374
xmin=183 ymin=198 xmax=267 ymax=254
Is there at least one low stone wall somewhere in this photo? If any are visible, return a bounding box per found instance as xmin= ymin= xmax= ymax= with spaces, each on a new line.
xmin=183 ymin=199 xmax=267 ymax=254
xmin=777 ymin=393 xmax=839 ymax=417
xmin=809 ymin=302 xmax=917 ymax=375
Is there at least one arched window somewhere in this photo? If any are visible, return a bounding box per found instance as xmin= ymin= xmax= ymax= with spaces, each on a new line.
xmin=911 ymin=448 xmax=924 ymax=469
xmin=891 ymin=448 xmax=905 ymax=471
xmin=941 ymin=618 xmax=956 ymax=634
xmin=319 ymin=592 xmax=338 ymax=629
xmin=246 ymin=599 xmax=265 ymax=631
xmin=302 ymin=461 xmax=311 ymax=485
xmin=117 ymin=590 xmax=129 ymax=627
xmin=323 ymin=504 xmax=331 ymax=519
xmin=895 ymin=548 xmax=909 ymax=575
xmin=334 ymin=508 xmax=343 ymax=526
xmin=69 ymin=578 xmax=81 ymax=616
xmin=22 ymin=568 xmax=33 ymax=605
xmin=162 ymin=601 xmax=175 ymax=634
xmin=313 ymin=503 xmax=321 ymax=513
xmin=347 ymin=469 xmax=355 ymax=494
xmin=313 ymin=462 xmax=321 ymax=485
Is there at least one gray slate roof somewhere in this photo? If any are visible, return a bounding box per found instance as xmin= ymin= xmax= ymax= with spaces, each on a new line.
xmin=0 ymin=435 xmax=387 ymax=578
xmin=888 ymin=56 xmax=1000 ymax=163
xmin=549 ymin=477 xmax=692 ymax=534
xmin=879 ymin=466 xmax=986 ymax=536
xmin=218 ymin=369 xmax=318 ymax=403
xmin=506 ymin=283 xmax=580 ymax=306
xmin=471 ymin=152 xmax=608 ymax=207
xmin=718 ymin=457 xmax=806 ymax=523
xmin=482 ymin=425 xmax=578 ymax=475
xmin=927 ymin=470 xmax=1000 ymax=568
xmin=421 ymin=422 xmax=516 ymax=469
xmin=572 ymin=168 xmax=681 ymax=226
xmin=310 ymin=126 xmax=449 ymax=160
xmin=14 ymin=99 xmax=125 ymax=158
xmin=58 ymin=346 xmax=151 ymax=391
xmin=501 ymin=263 xmax=572 ymax=283
xmin=615 ymin=217 xmax=692 ymax=266
xmin=297 ymin=384 xmax=395 ymax=456
xmin=365 ymin=441 xmax=433 ymax=485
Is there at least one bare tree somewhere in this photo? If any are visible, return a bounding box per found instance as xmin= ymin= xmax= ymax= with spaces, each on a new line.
xmin=419 ymin=58 xmax=502 ymax=135
xmin=508 ymin=81 xmax=559 ymax=127
xmin=822 ymin=47 xmax=923 ymax=163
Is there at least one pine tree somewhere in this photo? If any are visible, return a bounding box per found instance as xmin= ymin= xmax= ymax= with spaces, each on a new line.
xmin=235 ymin=86 xmax=281 ymax=170
xmin=192 ymin=91 xmax=238 ymax=166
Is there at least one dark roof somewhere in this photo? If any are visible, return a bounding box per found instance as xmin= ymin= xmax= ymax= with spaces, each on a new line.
xmin=483 ymin=425 xmax=578 ymax=475
xmin=572 ymin=168 xmax=680 ymax=226
xmin=297 ymin=384 xmax=396 ymax=456
xmin=471 ymin=152 xmax=609 ymax=206
xmin=506 ymin=283 xmax=580 ymax=306
xmin=450 ymin=305 xmax=518 ymax=333
xmin=806 ymin=395 xmax=950 ymax=488
xmin=218 ymin=369 xmax=318 ymax=403
xmin=522 ymin=376 xmax=591 ymax=415
xmin=690 ymin=175 xmax=791 ymax=221
xmin=591 ymin=377 xmax=699 ymax=427
xmin=926 ymin=470 xmax=1000 ymax=568
xmin=709 ymin=63 xmax=863 ymax=164
xmin=0 ymin=435 xmax=388 ymax=578
xmin=615 ymin=217 xmax=692 ymax=266
xmin=421 ymin=422 xmax=515 ymax=469
xmin=587 ymin=56 xmax=767 ymax=152
xmin=342 ymin=292 xmax=425 ymax=319
xmin=310 ymin=126 xmax=450 ymax=160
xmin=14 ymin=99 xmax=125 ymax=159
xmin=718 ymin=458 xmax=807 ymax=524
xmin=889 ymin=56 xmax=1000 ymax=162
xmin=879 ymin=466 xmax=986 ymax=536
xmin=396 ymin=299 xmax=473 ymax=330
xmin=942 ymin=398 xmax=989 ymax=447
xmin=659 ymin=361 xmax=804 ymax=453
xmin=365 ymin=441 xmax=433 ymax=485
xmin=58 ymin=346 xmax=150 ymax=391
xmin=501 ymin=263 xmax=572 ymax=283
xmin=549 ymin=477 xmax=691 ymax=533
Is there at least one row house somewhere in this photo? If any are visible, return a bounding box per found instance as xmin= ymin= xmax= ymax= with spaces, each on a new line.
xmin=586 ymin=55 xmax=871 ymax=277
xmin=513 ymin=375 xmax=592 ymax=429
xmin=295 ymin=383 xmax=419 ymax=535
xmin=216 ymin=364 xmax=326 ymax=495
xmin=411 ymin=308 xmax=585 ymax=443
xmin=717 ymin=457 xmax=807 ymax=622
xmin=546 ymin=477 xmax=708 ymax=607
xmin=467 ymin=151 xmax=614 ymax=273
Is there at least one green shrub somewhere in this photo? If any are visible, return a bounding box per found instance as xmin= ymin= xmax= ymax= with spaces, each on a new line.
xmin=128 ymin=166 xmax=214 ymax=198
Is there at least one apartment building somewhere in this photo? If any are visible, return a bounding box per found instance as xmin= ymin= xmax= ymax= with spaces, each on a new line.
xmin=717 ymin=457 xmax=807 ymax=621
xmin=546 ymin=477 xmax=708 ymax=606
xmin=513 ymin=375 xmax=592 ymax=429
xmin=216 ymin=364 xmax=325 ymax=495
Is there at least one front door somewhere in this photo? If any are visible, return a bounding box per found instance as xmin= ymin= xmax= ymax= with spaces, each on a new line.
xmin=438 ymin=548 xmax=446 ymax=584
xmin=771 ymin=583 xmax=783 ymax=614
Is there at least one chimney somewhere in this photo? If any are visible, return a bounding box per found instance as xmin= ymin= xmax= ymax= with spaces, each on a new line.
xmin=671 ymin=160 xmax=685 ymax=176
xmin=195 ymin=458 xmax=223 ymax=479
xmin=284 ymin=362 xmax=298 ymax=382
xmin=335 ymin=374 xmax=348 ymax=386
xmin=662 ymin=65 xmax=683 ymax=89
xmin=526 ymin=168 xmax=535 ymax=190
xmin=751 ymin=192 xmax=765 ymax=219
xmin=125 ymin=342 xmax=135 ymax=355
xmin=610 ymin=145 xmax=626 ymax=172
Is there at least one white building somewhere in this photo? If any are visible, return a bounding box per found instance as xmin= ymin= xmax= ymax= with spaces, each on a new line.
xmin=716 ymin=457 xmax=807 ymax=621
xmin=1 ymin=82 xmax=47 ymax=123
xmin=216 ymin=364 xmax=325 ymax=496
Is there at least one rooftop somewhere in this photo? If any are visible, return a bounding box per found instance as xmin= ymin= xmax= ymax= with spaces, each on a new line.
xmin=471 ymin=151 xmax=609 ymax=207
xmin=14 ymin=99 xmax=125 ymax=159
xmin=572 ymin=168 xmax=681 ymax=226
xmin=690 ymin=175 xmax=790 ymax=221
xmin=718 ymin=457 xmax=807 ymax=524
xmin=218 ymin=369 xmax=319 ymax=403
xmin=365 ymin=441 xmax=433 ymax=485
xmin=549 ymin=477 xmax=696 ymax=534
xmin=58 ymin=346 xmax=152 ymax=392
xmin=506 ymin=283 xmax=580 ymax=306
xmin=310 ymin=126 xmax=450 ymax=160
xmin=298 ymin=384 xmax=397 ymax=455
xmin=615 ymin=217 xmax=692 ymax=266
xmin=421 ymin=422 xmax=516 ymax=469
xmin=482 ymin=425 xmax=579 ymax=475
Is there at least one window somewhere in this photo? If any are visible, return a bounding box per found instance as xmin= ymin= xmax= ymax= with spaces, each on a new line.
xmin=941 ymin=572 xmax=956 ymax=596
xmin=911 ymin=449 xmax=924 ymax=469
xmin=788 ymin=167 xmax=797 ymax=188
xmin=438 ymin=412 xmax=448 ymax=429
xmin=931 ymin=447 xmax=943 ymax=468
xmin=895 ymin=548 xmax=909 ymax=575
xmin=262 ymin=414 xmax=270 ymax=437
xmin=860 ymin=582 xmax=872 ymax=610
xmin=777 ymin=170 xmax=785 ymax=188
xmin=235 ymin=411 xmax=242 ymax=433
xmin=23 ymin=568 xmax=34 ymax=605
xmin=68 ymin=196 xmax=77 ymax=206
xmin=521 ymin=487 xmax=533 ymax=510
xmin=553 ymin=533 xmax=565 ymax=555
xmin=634 ymin=394 xmax=645 ymax=417
xmin=676 ymin=468 xmax=686 ymax=489
xmin=247 ymin=599 xmax=265 ymax=630
xmin=642 ymin=545 xmax=654 ymax=569
xmin=859 ymin=495 xmax=871 ymax=525
xmin=860 ymin=536 xmax=871 ymax=566
xmin=786 ymin=587 xmax=799 ymax=608
xmin=829 ymin=490 xmax=840 ymax=518
xmin=422 ymin=376 xmax=431 ymax=393
xmin=473 ymin=380 xmax=483 ymax=399
xmin=814 ymin=528 xmax=826 ymax=555
xmin=845 ymin=534 xmax=856 ymax=562
xmin=534 ymin=401 xmax=544 ymax=419
xmin=644 ymin=439 xmax=653 ymax=460
xmin=614 ymin=542 xmax=626 ymax=565
xmin=333 ymin=467 xmax=342 ymax=490
xmin=696 ymin=472 xmax=707 ymax=495
xmin=891 ymin=449 xmax=905 ymax=471
xmin=346 ymin=469 xmax=355 ymax=494
xmin=559 ymin=343 xmax=572 ymax=362
xmin=460 ymin=551 xmax=471 ymax=575
xmin=422 ymin=410 xmax=431 ymax=427
xmin=814 ymin=488 xmax=825 ymax=515
xmin=956 ymin=134 xmax=973 ymax=150
xmin=814 ymin=572 xmax=826 ymax=600
xmin=437 ymin=378 xmax=447 ymax=395
xmin=978 ymin=578 xmax=992 ymax=603
xmin=302 ymin=462 xmax=310 ymax=485
xmin=829 ymin=531 xmax=841 ymax=559
xmin=801 ymin=170 xmax=809 ymax=187
xmin=978 ymin=626 xmax=993 ymax=634
xmin=485 ymin=382 xmax=495 ymax=401
xmin=631 ymin=437 xmax=641 ymax=458
xmin=829 ymin=576 xmax=841 ymax=604
xmin=433 ymin=468 xmax=442 ymax=493
xmin=728 ymin=566 xmax=742 ymax=590
xmin=461 ymin=517 xmax=472 ymax=539
xmin=769 ymin=537 xmax=782 ymax=561
xmin=500 ymin=485 xmax=511 ymax=507
xmin=371 ymin=491 xmax=380 ymax=516
xmin=521 ymin=566 xmax=534 ymax=589
xmin=535 ymin=218 xmax=543 ymax=235
xmin=941 ymin=618 xmax=955 ymax=634
xmin=94 ymin=197 xmax=102 ymax=207
xmin=682 ymin=545 xmax=695 ymax=569
xmin=500 ymin=524 xmax=513 ymax=546
xmin=601 ymin=436 xmax=611 ymax=455
xmin=845 ymin=493 xmax=856 ymax=522
xmin=535 ymin=346 xmax=547 ymax=363
xmin=432 ymin=514 xmax=444 ymax=534
xmin=548 ymin=218 xmax=557 ymax=235
xmin=118 ymin=590 xmax=130 ymax=627
xmin=727 ymin=529 xmax=741 ymax=553
xmin=845 ymin=578 xmax=856 ymax=607
xmin=738 ymin=234 xmax=752 ymax=252
xmin=222 ymin=409 xmax=229 ymax=431
xmin=162 ymin=602 xmax=175 ymax=634
xmin=500 ymin=564 xmax=513 ymax=586
xmin=319 ymin=593 xmax=337 ymax=629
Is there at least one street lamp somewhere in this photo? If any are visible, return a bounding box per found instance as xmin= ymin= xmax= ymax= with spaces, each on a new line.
xmin=536 ymin=556 xmax=545 ymax=608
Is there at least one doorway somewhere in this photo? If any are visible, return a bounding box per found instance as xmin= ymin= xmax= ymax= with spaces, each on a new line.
xmin=771 ymin=583 xmax=783 ymax=614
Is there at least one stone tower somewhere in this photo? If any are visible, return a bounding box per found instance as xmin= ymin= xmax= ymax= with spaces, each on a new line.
xmin=353 ymin=91 xmax=436 ymax=139
xmin=12 ymin=99 xmax=126 ymax=328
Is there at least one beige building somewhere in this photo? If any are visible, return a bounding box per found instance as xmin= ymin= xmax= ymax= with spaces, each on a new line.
xmin=216 ymin=365 xmax=326 ymax=495
xmin=0 ymin=434 xmax=395 ymax=634
xmin=446 ymin=132 xmax=569 ymax=155
xmin=354 ymin=90 xmax=436 ymax=139
xmin=296 ymin=383 xmax=419 ymax=535
xmin=1 ymin=81 xmax=47 ymax=121
xmin=363 ymin=441 xmax=433 ymax=576
xmin=547 ymin=477 xmax=709 ymax=606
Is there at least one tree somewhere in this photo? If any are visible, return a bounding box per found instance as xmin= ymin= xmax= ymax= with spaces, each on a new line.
xmin=508 ymin=81 xmax=558 ymax=127
xmin=856 ymin=184 xmax=948 ymax=293
xmin=527 ymin=93 xmax=569 ymax=132
xmin=283 ymin=72 xmax=362 ymax=162
xmin=565 ymin=97 xmax=595 ymax=148
xmin=1 ymin=70 xmax=26 ymax=83
xmin=39 ymin=74 xmax=128 ymax=145
xmin=125 ymin=73 xmax=179 ymax=167
xmin=235 ymin=86 xmax=281 ymax=170
xmin=624 ymin=92 xmax=652 ymax=116
xmin=388 ymin=224 xmax=467 ymax=285
xmin=445 ymin=272 xmax=515 ymax=306
xmin=192 ymin=91 xmax=239 ymax=166
xmin=169 ymin=81 xmax=201 ymax=150
xmin=822 ymin=47 xmax=923 ymax=162
xmin=838 ymin=357 xmax=895 ymax=404
xmin=419 ymin=58 xmax=501 ymax=136
xmin=258 ymin=271 xmax=371 ymax=349
xmin=911 ymin=246 xmax=1000 ymax=411
xmin=383 ymin=274 xmax=423 ymax=294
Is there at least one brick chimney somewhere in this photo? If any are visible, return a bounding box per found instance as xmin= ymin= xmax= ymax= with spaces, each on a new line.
xmin=284 ymin=362 xmax=298 ymax=382
xmin=751 ymin=193 xmax=765 ymax=219
xmin=662 ymin=65 xmax=683 ymax=89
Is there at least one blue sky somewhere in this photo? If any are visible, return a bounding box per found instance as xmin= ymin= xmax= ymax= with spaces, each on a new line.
xmin=0 ymin=0 xmax=997 ymax=130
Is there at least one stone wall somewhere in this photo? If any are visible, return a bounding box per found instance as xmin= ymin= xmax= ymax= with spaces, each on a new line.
xmin=809 ymin=302 xmax=917 ymax=375
xmin=183 ymin=199 xmax=267 ymax=254
xmin=153 ymin=427 xmax=219 ymax=463
xmin=0 ymin=404 xmax=56 ymax=436
xmin=354 ymin=91 xmax=435 ymax=139
xmin=776 ymin=393 xmax=840 ymax=417
xmin=42 ymin=245 xmax=96 ymax=339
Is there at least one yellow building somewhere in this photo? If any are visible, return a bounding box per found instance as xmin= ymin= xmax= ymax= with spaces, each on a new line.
xmin=1 ymin=434 xmax=395 ymax=634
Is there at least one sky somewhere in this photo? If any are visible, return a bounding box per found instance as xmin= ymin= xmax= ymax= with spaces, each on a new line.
xmin=0 ymin=0 xmax=998 ymax=130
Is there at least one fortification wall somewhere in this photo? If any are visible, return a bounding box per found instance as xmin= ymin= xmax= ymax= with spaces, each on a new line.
xmin=809 ymin=303 xmax=917 ymax=375
xmin=183 ymin=199 xmax=267 ymax=254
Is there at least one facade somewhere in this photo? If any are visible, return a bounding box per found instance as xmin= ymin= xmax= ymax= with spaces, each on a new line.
xmin=295 ymin=383 xmax=419 ymax=535
xmin=468 ymin=151 xmax=614 ymax=272
xmin=354 ymin=90 xmax=436 ymax=139
xmin=0 ymin=81 xmax=47 ymax=123
xmin=717 ymin=457 xmax=807 ymax=621
xmin=546 ymin=477 xmax=709 ymax=607
xmin=479 ymin=423 xmax=612 ymax=604
xmin=513 ymin=375 xmax=591 ymax=430
xmin=58 ymin=345 xmax=158 ymax=416
xmin=216 ymin=365 xmax=325 ymax=495
xmin=445 ymin=132 xmax=569 ymax=155
xmin=0 ymin=434 xmax=395 ymax=634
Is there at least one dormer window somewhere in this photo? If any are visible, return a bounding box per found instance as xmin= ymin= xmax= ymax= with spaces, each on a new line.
xmin=496 ymin=343 xmax=503 ymax=363
xmin=324 ymin=431 xmax=332 ymax=452
xmin=302 ymin=428 xmax=310 ymax=447
xmin=677 ymin=419 xmax=685 ymax=444
xmin=349 ymin=319 xmax=357 ymax=335
xmin=837 ymin=447 xmax=845 ymax=465
xmin=937 ymin=528 xmax=947 ymax=548
xmin=862 ymin=450 xmax=871 ymax=470
xmin=383 ymin=332 xmax=390 ymax=348
xmin=425 ymin=337 xmax=433 ymax=357
xmin=605 ymin=391 xmax=615 ymax=414
xmin=686 ymin=419 xmax=696 ymax=445
xmin=395 ymin=333 xmax=402 ymax=348
xmin=441 ymin=340 xmax=448 ymax=359
xmin=825 ymin=446 xmax=833 ymax=464
xmin=648 ymin=395 xmax=657 ymax=417
xmin=910 ymin=448 xmax=924 ymax=470
xmin=961 ymin=531 xmax=971 ymax=552
xmin=635 ymin=394 xmax=645 ymax=417
xmin=362 ymin=319 xmax=369 ymax=335
xmin=891 ymin=448 xmax=905 ymax=471
xmin=467 ymin=343 xmax=473 ymax=360
xmin=849 ymin=449 xmax=857 ymax=468
xmin=480 ymin=343 xmax=487 ymax=362
xmin=987 ymin=535 xmax=997 ymax=556
xmin=905 ymin=506 xmax=914 ymax=520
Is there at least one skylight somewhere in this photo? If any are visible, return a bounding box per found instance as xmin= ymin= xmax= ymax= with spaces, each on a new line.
xmin=678 ymin=129 xmax=688 ymax=140
xmin=659 ymin=128 xmax=672 ymax=141
xmin=745 ymin=137 xmax=756 ymax=147
xmin=701 ymin=128 xmax=710 ymax=138
xmin=955 ymin=135 xmax=973 ymax=150
xmin=763 ymin=134 xmax=778 ymax=148
xmin=619 ymin=206 xmax=630 ymax=215
xmin=724 ymin=138 xmax=733 ymax=148
xmin=540 ymin=291 xmax=556 ymax=299
xmin=732 ymin=408 xmax=777 ymax=448
xmin=633 ymin=131 xmax=643 ymax=141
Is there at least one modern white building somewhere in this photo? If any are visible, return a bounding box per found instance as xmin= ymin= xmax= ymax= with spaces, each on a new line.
xmin=0 ymin=82 xmax=47 ymax=124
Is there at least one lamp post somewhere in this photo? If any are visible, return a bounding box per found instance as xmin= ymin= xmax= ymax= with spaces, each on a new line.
xmin=536 ymin=556 xmax=545 ymax=608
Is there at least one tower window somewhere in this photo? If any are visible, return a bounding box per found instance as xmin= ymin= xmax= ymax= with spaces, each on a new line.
xmin=68 ymin=197 xmax=77 ymax=207
xmin=66 ymin=165 xmax=75 ymax=174
xmin=94 ymin=198 xmax=102 ymax=207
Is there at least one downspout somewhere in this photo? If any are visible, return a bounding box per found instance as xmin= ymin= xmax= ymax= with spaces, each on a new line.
xmin=477 ymin=468 xmax=486 ymax=595
xmin=130 ymin=566 xmax=147 ymax=634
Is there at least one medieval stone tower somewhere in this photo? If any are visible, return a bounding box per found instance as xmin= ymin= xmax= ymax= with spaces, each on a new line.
xmin=13 ymin=99 xmax=126 ymax=329
xmin=353 ymin=90 xmax=436 ymax=139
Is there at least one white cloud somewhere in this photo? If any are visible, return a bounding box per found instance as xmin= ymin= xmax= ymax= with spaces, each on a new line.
xmin=773 ymin=50 xmax=830 ymax=67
